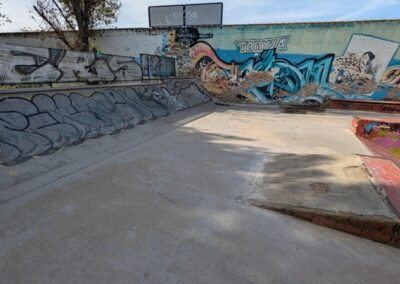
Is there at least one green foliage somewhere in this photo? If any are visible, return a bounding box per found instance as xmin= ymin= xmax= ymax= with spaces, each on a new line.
xmin=0 ymin=2 xmax=11 ymax=26
xmin=33 ymin=0 xmax=121 ymax=51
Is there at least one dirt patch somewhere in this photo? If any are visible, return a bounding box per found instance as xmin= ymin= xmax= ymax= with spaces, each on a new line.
xmin=309 ymin=183 xmax=331 ymax=197
xmin=343 ymin=166 xmax=368 ymax=178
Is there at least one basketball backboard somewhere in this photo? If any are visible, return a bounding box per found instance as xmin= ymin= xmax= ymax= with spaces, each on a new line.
xmin=149 ymin=3 xmax=223 ymax=28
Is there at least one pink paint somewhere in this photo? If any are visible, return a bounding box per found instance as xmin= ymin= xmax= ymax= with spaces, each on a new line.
xmin=360 ymin=156 xmax=400 ymax=217
xmin=191 ymin=42 xmax=232 ymax=70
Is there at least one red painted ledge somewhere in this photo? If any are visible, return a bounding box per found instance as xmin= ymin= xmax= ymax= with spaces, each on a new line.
xmin=359 ymin=155 xmax=400 ymax=218
xmin=330 ymin=99 xmax=400 ymax=114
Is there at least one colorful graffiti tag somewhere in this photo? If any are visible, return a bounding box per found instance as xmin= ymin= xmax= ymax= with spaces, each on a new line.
xmin=235 ymin=36 xmax=289 ymax=53
xmin=354 ymin=118 xmax=400 ymax=160
xmin=190 ymin=41 xmax=334 ymax=103
xmin=161 ymin=30 xmax=400 ymax=104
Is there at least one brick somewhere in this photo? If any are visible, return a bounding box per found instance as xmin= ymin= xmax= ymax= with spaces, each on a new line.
xmin=333 ymin=215 xmax=349 ymax=224
xmin=348 ymin=218 xmax=376 ymax=230
xmin=393 ymin=224 xmax=400 ymax=235
xmin=361 ymin=230 xmax=392 ymax=243
xmin=376 ymin=224 xmax=395 ymax=235
xmin=293 ymin=211 xmax=313 ymax=221
xmin=389 ymin=235 xmax=400 ymax=247
xmin=312 ymin=216 xmax=336 ymax=228
xmin=345 ymin=225 xmax=362 ymax=236
xmin=335 ymin=222 xmax=348 ymax=232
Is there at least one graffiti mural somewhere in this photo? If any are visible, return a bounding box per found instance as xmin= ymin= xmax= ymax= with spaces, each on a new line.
xmin=140 ymin=54 xmax=175 ymax=79
xmin=158 ymin=28 xmax=400 ymax=104
xmin=382 ymin=66 xmax=400 ymax=86
xmin=0 ymin=80 xmax=210 ymax=165
xmin=173 ymin=27 xmax=213 ymax=47
xmin=0 ymin=43 xmax=142 ymax=84
xmin=159 ymin=27 xmax=214 ymax=77
xmin=330 ymin=52 xmax=376 ymax=84
xmin=356 ymin=119 xmax=400 ymax=159
xmin=327 ymin=34 xmax=400 ymax=99
xmin=189 ymin=41 xmax=334 ymax=103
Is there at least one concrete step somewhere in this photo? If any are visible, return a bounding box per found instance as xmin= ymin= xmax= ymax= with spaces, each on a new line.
xmin=359 ymin=155 xmax=400 ymax=219
xmin=330 ymin=99 xmax=400 ymax=114
xmin=248 ymin=200 xmax=400 ymax=248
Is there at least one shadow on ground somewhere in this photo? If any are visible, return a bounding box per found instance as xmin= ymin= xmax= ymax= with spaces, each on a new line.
xmin=1 ymin=105 xmax=400 ymax=283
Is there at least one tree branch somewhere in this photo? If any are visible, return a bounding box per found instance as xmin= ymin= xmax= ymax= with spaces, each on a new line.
xmin=51 ymin=0 xmax=76 ymax=32
xmin=33 ymin=5 xmax=74 ymax=50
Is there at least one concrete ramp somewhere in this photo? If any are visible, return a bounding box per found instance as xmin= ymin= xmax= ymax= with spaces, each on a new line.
xmin=0 ymin=79 xmax=209 ymax=166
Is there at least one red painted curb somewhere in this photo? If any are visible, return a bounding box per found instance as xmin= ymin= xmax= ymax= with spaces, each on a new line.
xmin=330 ymin=99 xmax=400 ymax=114
xmin=359 ymin=156 xmax=400 ymax=218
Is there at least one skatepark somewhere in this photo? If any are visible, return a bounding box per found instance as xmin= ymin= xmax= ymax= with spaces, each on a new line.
xmin=1 ymin=3 xmax=400 ymax=283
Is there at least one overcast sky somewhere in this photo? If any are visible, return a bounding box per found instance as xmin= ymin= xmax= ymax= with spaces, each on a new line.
xmin=1 ymin=0 xmax=399 ymax=32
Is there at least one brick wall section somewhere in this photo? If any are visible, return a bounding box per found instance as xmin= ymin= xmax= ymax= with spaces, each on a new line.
xmin=249 ymin=200 xmax=400 ymax=248
xmin=330 ymin=99 xmax=400 ymax=114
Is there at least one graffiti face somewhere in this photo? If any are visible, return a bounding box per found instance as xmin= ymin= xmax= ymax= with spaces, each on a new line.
xmin=0 ymin=43 xmax=142 ymax=84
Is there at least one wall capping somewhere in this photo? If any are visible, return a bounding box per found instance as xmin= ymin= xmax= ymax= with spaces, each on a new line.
xmin=0 ymin=18 xmax=399 ymax=37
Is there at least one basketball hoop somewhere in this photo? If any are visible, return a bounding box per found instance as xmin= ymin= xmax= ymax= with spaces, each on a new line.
xmin=148 ymin=3 xmax=223 ymax=28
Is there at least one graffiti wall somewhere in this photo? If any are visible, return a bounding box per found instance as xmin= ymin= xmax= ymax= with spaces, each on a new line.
xmin=0 ymin=79 xmax=210 ymax=165
xmin=0 ymin=19 xmax=399 ymax=103
xmin=354 ymin=117 xmax=400 ymax=160
xmin=140 ymin=54 xmax=176 ymax=79
xmin=0 ymin=43 xmax=143 ymax=84
xmin=156 ymin=20 xmax=400 ymax=104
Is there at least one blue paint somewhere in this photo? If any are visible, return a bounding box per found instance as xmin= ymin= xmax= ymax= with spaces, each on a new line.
xmin=215 ymin=49 xmax=257 ymax=63
xmin=214 ymin=48 xmax=320 ymax=65
xmin=364 ymin=122 xmax=378 ymax=134
xmin=388 ymin=58 xmax=400 ymax=67
xmin=233 ymin=49 xmax=334 ymax=101
xmin=370 ymin=87 xmax=390 ymax=100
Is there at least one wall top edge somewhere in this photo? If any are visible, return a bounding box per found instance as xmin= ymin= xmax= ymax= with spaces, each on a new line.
xmin=1 ymin=18 xmax=399 ymax=36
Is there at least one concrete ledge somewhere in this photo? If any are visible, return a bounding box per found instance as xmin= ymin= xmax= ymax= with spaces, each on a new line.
xmin=248 ymin=199 xmax=400 ymax=248
xmin=359 ymin=155 xmax=400 ymax=219
xmin=351 ymin=116 xmax=400 ymax=135
xmin=330 ymin=99 xmax=400 ymax=114
xmin=0 ymin=78 xmax=197 ymax=95
xmin=351 ymin=116 xmax=400 ymax=165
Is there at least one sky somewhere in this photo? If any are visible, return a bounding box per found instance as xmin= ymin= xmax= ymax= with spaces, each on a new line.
xmin=0 ymin=0 xmax=400 ymax=32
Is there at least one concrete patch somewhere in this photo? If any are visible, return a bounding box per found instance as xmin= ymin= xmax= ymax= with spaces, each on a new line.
xmin=250 ymin=154 xmax=394 ymax=218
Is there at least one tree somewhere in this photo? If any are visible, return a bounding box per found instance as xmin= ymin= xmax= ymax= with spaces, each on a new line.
xmin=0 ymin=2 xmax=11 ymax=26
xmin=33 ymin=0 xmax=121 ymax=51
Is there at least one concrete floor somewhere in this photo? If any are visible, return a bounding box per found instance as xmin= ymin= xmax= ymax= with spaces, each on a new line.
xmin=1 ymin=103 xmax=400 ymax=283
